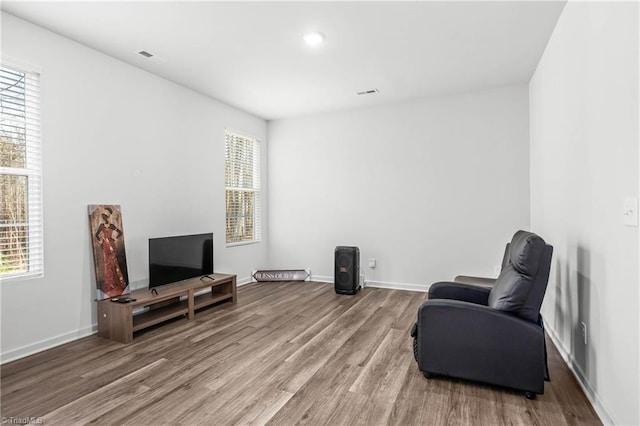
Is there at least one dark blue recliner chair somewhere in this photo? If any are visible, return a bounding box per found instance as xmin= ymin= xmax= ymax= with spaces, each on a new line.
xmin=412 ymin=230 xmax=553 ymax=399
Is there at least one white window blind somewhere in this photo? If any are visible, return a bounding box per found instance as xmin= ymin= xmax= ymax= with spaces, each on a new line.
xmin=0 ymin=65 xmax=43 ymax=279
xmin=225 ymin=131 xmax=261 ymax=245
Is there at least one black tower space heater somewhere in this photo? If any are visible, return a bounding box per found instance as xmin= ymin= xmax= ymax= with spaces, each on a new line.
xmin=334 ymin=246 xmax=360 ymax=295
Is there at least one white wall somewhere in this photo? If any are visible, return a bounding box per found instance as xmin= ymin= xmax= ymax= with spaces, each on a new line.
xmin=0 ymin=13 xmax=268 ymax=362
xmin=529 ymin=2 xmax=639 ymax=424
xmin=268 ymin=85 xmax=530 ymax=290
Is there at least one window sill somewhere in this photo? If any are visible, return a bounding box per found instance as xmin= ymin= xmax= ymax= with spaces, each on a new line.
xmin=1 ymin=272 xmax=44 ymax=282
xmin=226 ymin=240 xmax=261 ymax=248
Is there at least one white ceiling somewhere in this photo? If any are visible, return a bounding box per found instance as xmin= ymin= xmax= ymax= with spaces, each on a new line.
xmin=1 ymin=1 xmax=566 ymax=120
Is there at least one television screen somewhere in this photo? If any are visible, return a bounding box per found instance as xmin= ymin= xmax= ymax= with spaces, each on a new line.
xmin=149 ymin=233 xmax=214 ymax=287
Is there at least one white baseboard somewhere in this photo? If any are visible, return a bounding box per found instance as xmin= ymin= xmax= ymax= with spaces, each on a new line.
xmin=545 ymin=325 xmax=614 ymax=425
xmin=310 ymin=275 xmax=430 ymax=293
xmin=1 ymin=325 xmax=97 ymax=365
xmin=365 ymin=279 xmax=430 ymax=292
xmin=236 ymin=275 xmax=253 ymax=286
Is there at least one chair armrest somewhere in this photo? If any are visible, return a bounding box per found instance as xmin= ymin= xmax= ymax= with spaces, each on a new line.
xmin=428 ymin=281 xmax=491 ymax=305
xmin=418 ymin=299 xmax=542 ymax=333
xmin=453 ymin=275 xmax=497 ymax=288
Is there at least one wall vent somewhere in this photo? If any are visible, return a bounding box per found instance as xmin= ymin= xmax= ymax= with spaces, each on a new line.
xmin=356 ymin=88 xmax=379 ymax=96
xmin=138 ymin=50 xmax=154 ymax=58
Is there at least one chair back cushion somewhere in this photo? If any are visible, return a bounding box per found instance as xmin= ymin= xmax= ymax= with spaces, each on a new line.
xmin=508 ymin=231 xmax=544 ymax=276
xmin=488 ymin=231 xmax=552 ymax=322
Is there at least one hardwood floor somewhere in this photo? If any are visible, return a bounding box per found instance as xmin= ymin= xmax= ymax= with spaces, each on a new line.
xmin=1 ymin=281 xmax=601 ymax=425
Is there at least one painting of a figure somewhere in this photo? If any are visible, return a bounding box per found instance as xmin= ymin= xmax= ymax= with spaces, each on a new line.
xmin=88 ymin=204 xmax=130 ymax=299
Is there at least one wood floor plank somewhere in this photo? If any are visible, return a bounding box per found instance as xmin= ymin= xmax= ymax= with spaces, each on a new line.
xmin=0 ymin=282 xmax=602 ymax=426
xmin=42 ymin=358 xmax=167 ymax=424
xmin=236 ymin=388 xmax=294 ymax=426
xmin=392 ymin=289 xmax=428 ymax=331
xmin=111 ymin=382 xmax=217 ymax=425
xmin=278 ymin=289 xmax=390 ymax=393
xmin=266 ymin=296 xmax=397 ymax=424
xmin=326 ymin=391 xmax=395 ymax=426
xmin=349 ymin=328 xmax=414 ymax=403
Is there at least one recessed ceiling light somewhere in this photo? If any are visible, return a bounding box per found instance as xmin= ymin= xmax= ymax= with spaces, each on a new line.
xmin=303 ymin=31 xmax=325 ymax=47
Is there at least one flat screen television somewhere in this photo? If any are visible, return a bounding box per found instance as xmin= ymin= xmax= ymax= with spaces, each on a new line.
xmin=149 ymin=233 xmax=214 ymax=288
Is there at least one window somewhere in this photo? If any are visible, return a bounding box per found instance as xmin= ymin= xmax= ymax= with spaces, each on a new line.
xmin=225 ymin=131 xmax=261 ymax=245
xmin=0 ymin=65 xmax=42 ymax=279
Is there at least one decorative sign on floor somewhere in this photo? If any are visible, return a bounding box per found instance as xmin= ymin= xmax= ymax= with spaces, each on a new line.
xmin=252 ymin=269 xmax=310 ymax=282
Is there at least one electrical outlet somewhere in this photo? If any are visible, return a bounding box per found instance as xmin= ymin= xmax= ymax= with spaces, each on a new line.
xmin=581 ymin=321 xmax=587 ymax=345
xmin=368 ymin=258 xmax=376 ymax=268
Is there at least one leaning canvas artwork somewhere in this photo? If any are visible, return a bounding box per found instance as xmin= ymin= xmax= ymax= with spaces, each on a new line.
xmin=88 ymin=204 xmax=130 ymax=299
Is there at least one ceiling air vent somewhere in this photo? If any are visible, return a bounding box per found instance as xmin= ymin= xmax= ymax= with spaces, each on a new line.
xmin=135 ymin=50 xmax=167 ymax=64
xmin=356 ymin=88 xmax=379 ymax=96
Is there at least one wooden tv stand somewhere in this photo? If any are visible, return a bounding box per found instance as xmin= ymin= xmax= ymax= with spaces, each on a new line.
xmin=97 ymin=273 xmax=236 ymax=344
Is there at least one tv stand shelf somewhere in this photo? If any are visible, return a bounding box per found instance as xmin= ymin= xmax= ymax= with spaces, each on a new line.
xmin=97 ymin=273 xmax=236 ymax=344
